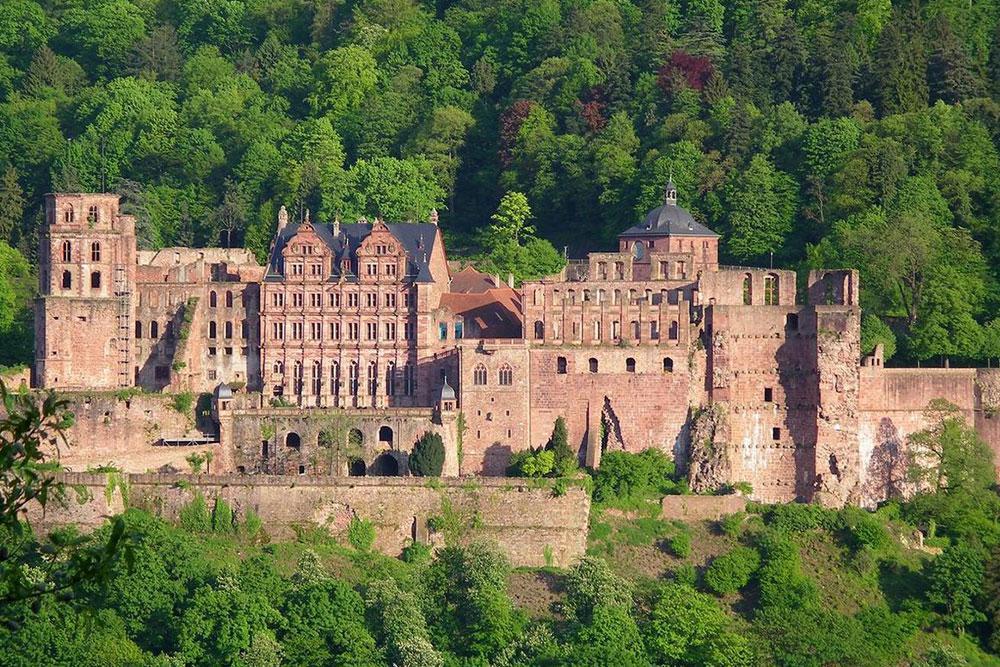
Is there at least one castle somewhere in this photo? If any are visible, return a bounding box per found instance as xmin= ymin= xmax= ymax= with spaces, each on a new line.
xmin=33 ymin=188 xmax=1000 ymax=507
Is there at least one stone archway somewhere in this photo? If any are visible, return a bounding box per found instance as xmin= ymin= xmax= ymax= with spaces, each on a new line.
xmin=371 ymin=452 xmax=400 ymax=476
xmin=285 ymin=432 xmax=301 ymax=450
xmin=378 ymin=425 xmax=393 ymax=448
xmin=349 ymin=458 xmax=367 ymax=477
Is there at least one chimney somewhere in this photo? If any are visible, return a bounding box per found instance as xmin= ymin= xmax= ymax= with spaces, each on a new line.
xmin=333 ymin=214 xmax=340 ymax=238
xmin=429 ymin=208 xmax=439 ymax=225
xmin=507 ymin=273 xmax=514 ymax=288
xmin=493 ymin=273 xmax=501 ymax=288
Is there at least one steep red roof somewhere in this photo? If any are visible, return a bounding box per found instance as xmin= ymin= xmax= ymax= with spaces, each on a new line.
xmin=449 ymin=265 xmax=502 ymax=294
xmin=439 ymin=286 xmax=523 ymax=339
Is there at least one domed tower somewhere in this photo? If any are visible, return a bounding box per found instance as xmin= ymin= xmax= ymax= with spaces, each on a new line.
xmin=618 ymin=180 xmax=719 ymax=280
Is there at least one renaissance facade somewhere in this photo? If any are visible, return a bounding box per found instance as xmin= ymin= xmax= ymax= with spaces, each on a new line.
xmin=34 ymin=188 xmax=1000 ymax=507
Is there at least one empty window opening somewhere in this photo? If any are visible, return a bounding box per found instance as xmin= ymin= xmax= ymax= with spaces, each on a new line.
xmin=764 ymin=387 xmax=774 ymax=402
xmin=772 ymin=427 xmax=781 ymax=441
xmin=286 ymin=432 xmax=301 ymax=450
xmin=589 ymin=358 xmax=598 ymax=373
xmin=556 ymin=356 xmax=567 ymax=374
xmin=626 ymin=358 xmax=636 ymax=373
xmin=90 ymin=271 xmax=101 ymax=289
xmin=786 ymin=313 xmax=799 ymax=331
xmin=663 ymin=357 xmax=674 ymax=373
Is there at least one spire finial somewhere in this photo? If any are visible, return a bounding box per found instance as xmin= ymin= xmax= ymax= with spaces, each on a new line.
xmin=429 ymin=208 xmax=439 ymax=225
xmin=664 ymin=173 xmax=677 ymax=205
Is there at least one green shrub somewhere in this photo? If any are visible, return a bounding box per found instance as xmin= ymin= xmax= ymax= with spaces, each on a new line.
xmin=508 ymin=447 xmax=554 ymax=477
xmin=847 ymin=512 xmax=890 ymax=552
xmin=170 ymin=391 xmax=194 ymax=415
xmin=719 ymin=512 xmax=746 ymax=537
xmin=563 ymin=556 xmax=634 ymax=622
xmin=211 ymin=497 xmax=234 ymax=533
xmin=546 ymin=416 xmax=577 ymax=476
xmin=242 ymin=508 xmax=262 ymax=539
xmin=401 ymin=540 xmax=432 ymax=564
xmin=409 ymin=431 xmax=445 ymax=476
xmin=593 ymin=449 xmax=679 ymax=503
xmin=179 ymin=493 xmax=211 ymax=532
xmin=669 ymin=531 xmax=691 ymax=558
xmin=766 ymin=502 xmax=838 ymax=533
xmin=348 ymin=516 xmax=376 ymax=551
xmin=704 ymin=546 xmax=761 ymax=595
xmin=672 ymin=563 xmax=698 ymax=587
xmin=755 ymin=531 xmax=818 ymax=610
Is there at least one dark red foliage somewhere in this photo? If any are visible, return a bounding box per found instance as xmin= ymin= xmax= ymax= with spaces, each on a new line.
xmin=576 ymin=87 xmax=607 ymax=133
xmin=656 ymin=50 xmax=715 ymax=94
xmin=498 ymin=100 xmax=537 ymax=167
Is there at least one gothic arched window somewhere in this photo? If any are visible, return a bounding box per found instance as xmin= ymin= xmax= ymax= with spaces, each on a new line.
xmin=91 ymin=242 xmax=101 ymax=262
xmin=61 ymin=241 xmax=72 ymax=262
xmin=473 ymin=364 xmax=487 ymax=386
xmin=498 ymin=364 xmax=513 ymax=386
xmin=742 ymin=273 xmax=752 ymax=305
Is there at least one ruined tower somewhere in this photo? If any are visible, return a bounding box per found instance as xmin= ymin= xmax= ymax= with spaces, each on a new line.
xmin=35 ymin=193 xmax=137 ymax=389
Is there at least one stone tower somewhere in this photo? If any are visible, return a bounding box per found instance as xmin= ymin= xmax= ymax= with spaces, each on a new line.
xmin=35 ymin=193 xmax=137 ymax=389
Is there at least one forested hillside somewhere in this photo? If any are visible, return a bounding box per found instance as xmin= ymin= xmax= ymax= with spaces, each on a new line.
xmin=2 ymin=0 xmax=1000 ymax=366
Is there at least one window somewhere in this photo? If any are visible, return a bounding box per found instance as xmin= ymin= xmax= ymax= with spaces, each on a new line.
xmin=90 ymin=271 xmax=101 ymax=289
xmin=534 ymin=320 xmax=544 ymax=339
xmin=659 ymin=261 xmax=669 ymax=278
xmin=292 ymin=322 xmax=302 ymax=340
xmin=626 ymin=358 xmax=636 ymax=373
xmin=330 ymin=362 xmax=340 ymax=395
xmin=366 ymin=292 xmax=377 ymax=308
xmin=650 ymin=322 xmax=659 ymax=339
xmin=87 ymin=205 xmax=99 ymax=223
xmin=534 ymin=288 xmax=543 ymax=306
xmin=210 ymin=291 xmax=218 ymax=307
xmin=329 ymin=292 xmax=341 ymax=308
xmin=786 ymin=313 xmax=799 ymax=331
xmin=593 ymin=320 xmax=602 ymax=341
xmin=663 ymin=357 xmax=674 ymax=373
xmin=330 ymin=322 xmax=341 ymax=340
xmin=669 ymin=320 xmax=679 ymax=340
xmin=348 ymin=322 xmax=359 ymax=340
xmin=386 ymin=263 xmax=396 ymax=277
xmin=310 ymin=322 xmax=321 ymax=340
xmin=209 ymin=321 xmax=217 ymax=338
xmin=498 ymin=364 xmax=513 ymax=385
xmin=272 ymin=322 xmax=284 ymax=340
xmin=384 ymin=293 xmax=396 ymax=308
xmin=367 ymin=361 xmax=377 ymax=396
xmin=772 ymin=427 xmax=781 ymax=441
xmin=348 ymin=293 xmax=359 ymax=308
xmin=225 ymin=291 xmax=233 ymax=308
xmin=612 ymin=321 xmax=620 ymax=339
xmin=384 ymin=322 xmax=396 ymax=340
xmin=135 ymin=321 xmax=142 ymax=338
xmin=310 ymin=264 xmax=322 ymax=276
xmin=404 ymin=364 xmax=415 ymax=395
xmin=367 ymin=263 xmax=377 ymax=276
xmin=764 ymin=273 xmax=779 ymax=305
xmin=349 ymin=362 xmax=359 ymax=395
xmin=61 ymin=241 xmax=71 ymax=262
xmin=272 ymin=293 xmax=284 ymax=307
xmin=385 ymin=362 xmax=396 ymax=395
xmin=291 ymin=263 xmax=303 ymax=276
xmin=241 ymin=320 xmax=248 ymax=338
xmin=150 ymin=321 xmax=159 ymax=338
xmin=273 ymin=360 xmax=284 ymax=375
xmin=631 ymin=321 xmax=640 ymax=340
xmin=64 ymin=205 xmax=74 ymax=223
xmin=764 ymin=387 xmax=774 ymax=402
xmin=557 ymin=356 xmax=567 ymax=374
xmin=293 ymin=362 xmax=303 ymax=395
xmin=61 ymin=270 xmax=72 ymax=289
xmin=293 ymin=293 xmax=303 ymax=308
xmin=474 ymin=364 xmax=487 ymax=385
xmin=454 ymin=321 xmax=463 ymax=339
xmin=366 ymin=322 xmax=377 ymax=340
xmin=90 ymin=242 xmax=101 ymax=262
xmin=742 ymin=273 xmax=752 ymax=305
xmin=312 ymin=361 xmax=322 ymax=395
xmin=225 ymin=321 xmax=233 ymax=339
xmin=439 ymin=322 xmax=448 ymax=340
xmin=589 ymin=358 xmax=598 ymax=373
xmin=404 ymin=321 xmax=415 ymax=340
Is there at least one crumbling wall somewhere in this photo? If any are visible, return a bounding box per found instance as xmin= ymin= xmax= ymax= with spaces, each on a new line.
xmin=687 ymin=403 xmax=730 ymax=492
xmin=29 ymin=473 xmax=590 ymax=568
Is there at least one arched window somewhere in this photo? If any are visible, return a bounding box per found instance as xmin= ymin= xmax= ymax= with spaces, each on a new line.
xmin=613 ymin=289 xmax=621 ymax=305
xmin=90 ymin=271 xmax=101 ymax=289
xmin=209 ymin=321 xmax=217 ymax=338
xmin=90 ymin=242 xmax=101 ymax=262
xmin=61 ymin=270 xmax=72 ymax=289
xmin=534 ymin=320 xmax=544 ymax=339
xmin=568 ymin=289 xmax=576 ymax=304
xmin=88 ymin=205 xmax=99 ymax=223
xmin=385 ymin=362 xmax=396 ymax=396
xmin=225 ymin=290 xmax=233 ymax=308
xmin=150 ymin=321 xmax=159 ymax=338
xmin=533 ymin=289 xmax=543 ymax=306
xmin=593 ymin=320 xmax=602 ymax=340
xmin=473 ymin=364 xmax=487 ymax=386
xmin=293 ymin=361 xmax=304 ymax=395
xmin=64 ymin=205 xmax=74 ymax=223
xmin=209 ymin=290 xmax=217 ymax=307
xmin=330 ymin=361 xmax=340 ymax=395
xmin=589 ymin=358 xmax=599 ymax=373
xmin=135 ymin=321 xmax=142 ymax=338
xmin=498 ymin=364 xmax=513 ymax=385
xmin=742 ymin=273 xmax=752 ymax=305
xmin=312 ymin=361 xmax=322 ymax=395
xmin=669 ymin=320 xmax=679 ymax=340
xmin=61 ymin=241 xmax=72 ymax=262
xmin=631 ymin=321 xmax=640 ymax=339
xmin=786 ymin=313 xmax=799 ymax=331
xmin=764 ymin=273 xmax=779 ymax=305
xmin=626 ymin=357 xmax=636 ymax=373
xmin=663 ymin=357 xmax=674 ymax=373
xmin=557 ymin=356 xmax=567 ymax=374
xmin=274 ymin=360 xmax=284 ymax=375
xmin=367 ymin=361 xmax=378 ymax=396
xmin=285 ymin=432 xmax=301 ymax=450
xmin=224 ymin=321 xmax=233 ymax=338
xmin=349 ymin=362 xmax=359 ymax=396
xmin=597 ymin=288 xmax=605 ymax=303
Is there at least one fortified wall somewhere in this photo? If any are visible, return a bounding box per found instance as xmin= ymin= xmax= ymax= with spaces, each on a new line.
xmin=29 ymin=473 xmax=590 ymax=567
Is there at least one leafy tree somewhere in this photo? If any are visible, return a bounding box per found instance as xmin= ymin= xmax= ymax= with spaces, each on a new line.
xmin=723 ymin=154 xmax=797 ymax=261
xmin=926 ymin=543 xmax=987 ymax=633
xmin=307 ymin=45 xmax=377 ymax=119
xmin=489 ymin=191 xmax=535 ymax=246
xmin=365 ymin=578 xmax=442 ymax=667
xmin=409 ymin=432 xmax=445 ymax=477
xmin=563 ymin=556 xmax=633 ymax=623
xmin=0 ymin=166 xmax=23 ymax=240
xmin=545 ymin=416 xmax=576 ymax=476
xmin=344 ymin=157 xmax=444 ymax=221
xmin=704 ymin=546 xmax=761 ymax=595
xmin=860 ymin=314 xmax=897 ymax=361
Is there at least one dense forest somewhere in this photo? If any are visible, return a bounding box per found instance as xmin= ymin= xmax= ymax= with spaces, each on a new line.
xmin=2 ymin=401 xmax=999 ymax=665
xmin=2 ymin=0 xmax=1000 ymax=367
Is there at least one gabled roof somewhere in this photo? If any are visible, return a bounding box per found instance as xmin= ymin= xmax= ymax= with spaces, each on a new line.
xmin=449 ymin=265 xmax=501 ymax=294
xmin=438 ymin=287 xmax=523 ymax=339
xmin=264 ymin=221 xmax=439 ymax=283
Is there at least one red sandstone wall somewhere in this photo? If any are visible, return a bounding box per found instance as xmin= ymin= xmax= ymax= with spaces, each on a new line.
xmin=29 ymin=473 xmax=590 ymax=568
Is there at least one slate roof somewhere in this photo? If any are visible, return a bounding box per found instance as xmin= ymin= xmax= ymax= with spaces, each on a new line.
xmin=264 ymin=221 xmax=439 ymax=283
xmin=619 ymin=200 xmax=718 ymax=239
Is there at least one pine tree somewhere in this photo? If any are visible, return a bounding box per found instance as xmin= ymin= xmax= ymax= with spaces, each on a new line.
xmin=928 ymin=16 xmax=984 ymax=105
xmin=874 ymin=5 xmax=928 ymax=115
xmin=0 ymin=166 xmax=24 ymax=241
